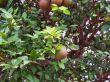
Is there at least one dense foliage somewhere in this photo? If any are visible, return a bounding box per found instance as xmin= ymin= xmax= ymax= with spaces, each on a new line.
xmin=0 ymin=0 xmax=110 ymax=82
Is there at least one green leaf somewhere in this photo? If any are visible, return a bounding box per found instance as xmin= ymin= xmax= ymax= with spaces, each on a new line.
xmin=58 ymin=78 xmax=65 ymax=82
xmin=31 ymin=66 xmax=37 ymax=74
xmin=59 ymin=6 xmax=68 ymax=11
xmin=8 ymin=33 xmax=18 ymax=43
xmin=51 ymin=48 xmax=56 ymax=54
xmin=8 ymin=7 xmax=13 ymax=13
xmin=0 ymin=64 xmax=11 ymax=70
xmin=101 ymin=23 xmax=110 ymax=31
xmin=0 ymin=32 xmax=7 ymax=38
xmin=51 ymin=4 xmax=59 ymax=11
xmin=82 ymin=0 xmax=89 ymax=4
xmin=58 ymin=62 xmax=65 ymax=69
xmin=6 ymin=50 xmax=17 ymax=56
xmin=59 ymin=6 xmax=70 ymax=15
xmin=106 ymin=5 xmax=110 ymax=13
xmin=80 ymin=63 xmax=86 ymax=70
xmin=55 ymin=44 xmax=64 ymax=50
xmin=63 ymin=9 xmax=71 ymax=15
xmin=41 ymin=26 xmax=61 ymax=39
xmin=0 ymin=8 xmax=13 ymax=18
xmin=61 ymin=58 xmax=68 ymax=63
xmin=51 ymin=62 xmax=59 ymax=71
xmin=68 ymin=80 xmax=72 ymax=82
xmin=0 ymin=37 xmax=8 ymax=45
xmin=11 ymin=59 xmax=22 ymax=67
xmin=7 ymin=0 xmax=13 ymax=7
xmin=70 ymin=25 xmax=78 ymax=30
xmin=69 ymin=44 xmax=79 ymax=50
xmin=23 ymin=60 xmax=30 ymax=65
xmin=30 ymin=49 xmax=37 ymax=59
xmin=45 ymin=74 xmax=49 ymax=79
xmin=22 ymin=12 xmax=27 ymax=19
xmin=37 ymin=57 xmax=45 ymax=60
xmin=88 ymin=72 xmax=94 ymax=80
xmin=25 ymin=74 xmax=39 ymax=82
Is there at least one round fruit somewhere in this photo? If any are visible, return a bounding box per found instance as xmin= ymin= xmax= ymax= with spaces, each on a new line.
xmin=55 ymin=47 xmax=68 ymax=60
xmin=63 ymin=0 xmax=73 ymax=6
xmin=0 ymin=0 xmax=8 ymax=7
xmin=39 ymin=0 xmax=49 ymax=10
xmin=51 ymin=0 xmax=63 ymax=6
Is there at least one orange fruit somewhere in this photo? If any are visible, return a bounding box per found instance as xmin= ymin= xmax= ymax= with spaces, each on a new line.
xmin=39 ymin=0 xmax=49 ymax=10
xmin=63 ymin=0 xmax=73 ymax=6
xmin=55 ymin=47 xmax=68 ymax=60
xmin=51 ymin=0 xmax=63 ymax=6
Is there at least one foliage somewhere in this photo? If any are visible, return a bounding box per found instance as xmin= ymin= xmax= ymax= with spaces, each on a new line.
xmin=0 ymin=0 xmax=110 ymax=82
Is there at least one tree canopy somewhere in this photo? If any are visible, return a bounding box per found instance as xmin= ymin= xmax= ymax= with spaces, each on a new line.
xmin=0 ymin=0 xmax=110 ymax=82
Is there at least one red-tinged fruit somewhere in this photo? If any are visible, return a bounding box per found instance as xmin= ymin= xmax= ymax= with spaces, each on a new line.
xmin=55 ymin=47 xmax=68 ymax=60
xmin=51 ymin=0 xmax=63 ymax=6
xmin=63 ymin=0 xmax=73 ymax=6
xmin=39 ymin=0 xmax=49 ymax=10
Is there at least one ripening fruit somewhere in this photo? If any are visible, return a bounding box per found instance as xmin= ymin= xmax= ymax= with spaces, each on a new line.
xmin=0 ymin=0 xmax=8 ymax=7
xmin=39 ymin=0 xmax=49 ymax=10
xmin=63 ymin=0 xmax=73 ymax=6
xmin=51 ymin=0 xmax=63 ymax=6
xmin=55 ymin=47 xmax=68 ymax=60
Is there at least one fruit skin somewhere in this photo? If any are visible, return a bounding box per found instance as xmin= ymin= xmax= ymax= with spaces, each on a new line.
xmin=55 ymin=47 xmax=68 ymax=60
xmin=39 ymin=0 xmax=49 ymax=10
xmin=51 ymin=0 xmax=63 ymax=6
xmin=0 ymin=0 xmax=8 ymax=7
xmin=63 ymin=0 xmax=73 ymax=6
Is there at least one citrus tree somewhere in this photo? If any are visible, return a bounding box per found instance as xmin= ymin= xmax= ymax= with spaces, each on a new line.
xmin=0 ymin=0 xmax=110 ymax=82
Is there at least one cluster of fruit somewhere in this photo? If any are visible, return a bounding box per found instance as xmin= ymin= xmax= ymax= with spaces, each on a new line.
xmin=39 ymin=0 xmax=73 ymax=10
